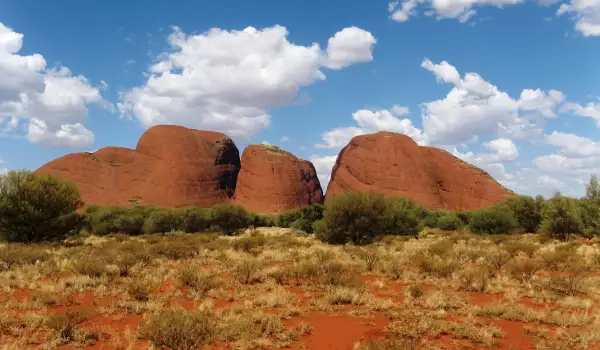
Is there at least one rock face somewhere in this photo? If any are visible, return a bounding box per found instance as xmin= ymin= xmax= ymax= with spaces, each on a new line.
xmin=235 ymin=145 xmax=324 ymax=213
xmin=35 ymin=125 xmax=241 ymax=208
xmin=325 ymin=132 xmax=515 ymax=210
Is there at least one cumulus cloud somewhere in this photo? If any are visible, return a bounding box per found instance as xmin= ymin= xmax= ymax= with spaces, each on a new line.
xmin=317 ymin=108 xmax=422 ymax=149
xmin=118 ymin=25 xmax=376 ymax=140
xmin=388 ymin=0 xmax=523 ymax=24
xmin=451 ymin=138 xmax=519 ymax=187
xmin=310 ymin=154 xmax=338 ymax=189
xmin=556 ymin=0 xmax=600 ymax=36
xmin=562 ymin=100 xmax=600 ymax=126
xmin=322 ymin=27 xmax=377 ymax=70
xmin=388 ymin=0 xmax=600 ymax=37
xmin=0 ymin=22 xmax=109 ymax=148
xmin=420 ymin=59 xmax=564 ymax=145
xmin=26 ymin=119 xmax=95 ymax=148
xmin=545 ymin=131 xmax=600 ymax=157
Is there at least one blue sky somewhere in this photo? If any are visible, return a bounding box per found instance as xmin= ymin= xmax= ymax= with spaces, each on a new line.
xmin=0 ymin=0 xmax=599 ymax=197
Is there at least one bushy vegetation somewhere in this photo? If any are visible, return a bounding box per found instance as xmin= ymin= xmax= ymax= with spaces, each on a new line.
xmin=540 ymin=193 xmax=583 ymax=240
xmin=315 ymin=192 xmax=423 ymax=245
xmin=4 ymin=170 xmax=600 ymax=244
xmin=0 ymin=170 xmax=82 ymax=242
xmin=469 ymin=209 xmax=518 ymax=235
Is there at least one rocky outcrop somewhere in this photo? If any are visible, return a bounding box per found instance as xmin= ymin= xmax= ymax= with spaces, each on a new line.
xmin=234 ymin=144 xmax=324 ymax=213
xmin=325 ymin=132 xmax=515 ymax=210
xmin=35 ymin=125 xmax=240 ymax=208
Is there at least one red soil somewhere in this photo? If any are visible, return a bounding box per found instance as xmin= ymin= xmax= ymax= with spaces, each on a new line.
xmin=286 ymin=312 xmax=388 ymax=349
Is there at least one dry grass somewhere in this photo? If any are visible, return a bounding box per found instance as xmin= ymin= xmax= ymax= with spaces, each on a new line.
xmin=0 ymin=228 xmax=599 ymax=349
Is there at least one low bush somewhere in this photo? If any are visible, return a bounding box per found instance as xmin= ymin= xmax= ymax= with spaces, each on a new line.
xmin=291 ymin=204 xmax=324 ymax=233
xmin=276 ymin=209 xmax=301 ymax=228
xmin=179 ymin=207 xmax=211 ymax=233
xmin=144 ymin=210 xmax=184 ymax=234
xmin=126 ymin=279 xmax=154 ymax=302
xmin=469 ymin=209 xmax=518 ymax=234
xmin=0 ymin=244 xmax=49 ymax=270
xmin=436 ymin=214 xmax=463 ymax=231
xmin=139 ymin=308 xmax=216 ymax=349
xmin=210 ymin=204 xmax=250 ymax=235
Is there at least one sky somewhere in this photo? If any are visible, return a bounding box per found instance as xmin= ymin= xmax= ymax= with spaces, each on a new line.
xmin=0 ymin=0 xmax=599 ymax=197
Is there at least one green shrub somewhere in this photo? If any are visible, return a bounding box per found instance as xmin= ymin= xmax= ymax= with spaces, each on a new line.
xmin=179 ymin=207 xmax=211 ymax=233
xmin=276 ymin=209 xmax=301 ymax=228
xmin=469 ymin=209 xmax=517 ymax=235
xmin=316 ymin=191 xmax=388 ymax=245
xmin=493 ymin=196 xmax=543 ymax=232
xmin=578 ymin=198 xmax=600 ymax=237
xmin=115 ymin=213 xmax=145 ymax=235
xmin=436 ymin=214 xmax=462 ymax=231
xmin=540 ymin=193 xmax=583 ymax=241
xmin=250 ymin=213 xmax=276 ymax=227
xmin=210 ymin=204 xmax=250 ymax=235
xmin=291 ymin=204 xmax=324 ymax=233
xmin=0 ymin=170 xmax=83 ymax=242
xmin=139 ymin=308 xmax=216 ymax=350
xmin=384 ymin=197 xmax=421 ymax=236
xmin=144 ymin=210 xmax=184 ymax=234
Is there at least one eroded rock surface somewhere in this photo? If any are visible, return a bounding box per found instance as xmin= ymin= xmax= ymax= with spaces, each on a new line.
xmin=234 ymin=145 xmax=324 ymax=213
xmin=35 ymin=125 xmax=240 ymax=208
xmin=325 ymin=132 xmax=515 ymax=210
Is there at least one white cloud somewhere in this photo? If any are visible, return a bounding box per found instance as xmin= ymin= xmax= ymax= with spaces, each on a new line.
xmin=390 ymin=105 xmax=410 ymax=116
xmin=317 ymin=108 xmax=423 ymax=149
xmin=388 ymin=0 xmax=523 ymax=23
xmin=545 ymin=131 xmax=600 ymax=157
xmin=322 ymin=27 xmax=376 ymax=70
xmin=562 ymin=101 xmax=600 ymax=126
xmin=280 ymin=135 xmax=290 ymax=142
xmin=556 ymin=0 xmax=600 ymax=36
xmin=388 ymin=0 xmax=600 ymax=37
xmin=310 ymin=154 xmax=338 ymax=189
xmin=389 ymin=0 xmax=422 ymax=22
xmin=451 ymin=138 xmax=519 ymax=187
xmin=261 ymin=140 xmax=271 ymax=145
xmin=519 ymin=132 xmax=600 ymax=196
xmin=518 ymin=89 xmax=565 ymax=118
xmin=119 ymin=25 xmax=376 ymax=140
xmin=420 ymin=59 xmax=564 ymax=145
xmin=26 ymin=119 xmax=94 ymax=148
xmin=538 ymin=174 xmax=566 ymax=188
xmin=0 ymin=22 xmax=109 ymax=148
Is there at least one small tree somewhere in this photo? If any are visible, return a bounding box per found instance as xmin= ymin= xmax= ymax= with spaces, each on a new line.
xmin=469 ymin=209 xmax=517 ymax=235
xmin=384 ymin=197 xmax=422 ymax=236
xmin=540 ymin=193 xmax=583 ymax=241
xmin=436 ymin=214 xmax=463 ymax=231
xmin=209 ymin=204 xmax=250 ymax=235
xmin=586 ymin=174 xmax=600 ymax=200
xmin=494 ymin=196 xmax=543 ymax=232
xmin=0 ymin=170 xmax=82 ymax=242
xmin=315 ymin=191 xmax=387 ymax=245
xmin=144 ymin=209 xmax=184 ymax=234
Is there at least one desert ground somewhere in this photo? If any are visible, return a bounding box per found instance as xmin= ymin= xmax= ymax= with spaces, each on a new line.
xmin=1 ymin=227 xmax=599 ymax=350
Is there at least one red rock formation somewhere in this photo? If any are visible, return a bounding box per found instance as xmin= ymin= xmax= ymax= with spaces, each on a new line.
xmin=325 ymin=132 xmax=515 ymax=210
xmin=235 ymin=145 xmax=324 ymax=214
xmin=35 ymin=125 xmax=240 ymax=208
